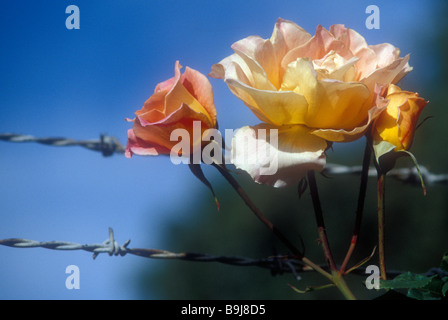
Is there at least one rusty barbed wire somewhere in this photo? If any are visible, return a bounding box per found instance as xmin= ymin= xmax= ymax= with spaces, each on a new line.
xmin=1 ymin=132 xmax=447 ymax=186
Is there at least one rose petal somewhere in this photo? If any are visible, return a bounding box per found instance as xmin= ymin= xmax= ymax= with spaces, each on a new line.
xmin=136 ymin=88 xmax=170 ymax=123
xmin=125 ymin=128 xmax=168 ymax=158
xmin=181 ymin=66 xmax=217 ymax=126
xmin=229 ymin=19 xmax=313 ymax=90
xmin=270 ymin=18 xmax=312 ymax=54
xmin=226 ymin=76 xmax=309 ymax=126
xmin=310 ymin=103 xmax=385 ymax=142
xmin=312 ymin=51 xmax=359 ymax=81
xmin=232 ymin=44 xmax=278 ymax=91
xmin=282 ymin=58 xmax=370 ymax=130
xmin=362 ymin=54 xmax=412 ymax=89
xmin=353 ymin=46 xmax=378 ymax=80
xmin=280 ymin=25 xmax=350 ymax=77
xmin=311 ymin=83 xmax=389 ymax=142
xmin=370 ymin=43 xmax=401 ymax=68
xmin=329 ymin=25 xmax=368 ymax=56
xmin=231 ymin=123 xmax=327 ymax=188
xmin=165 ymin=63 xmax=215 ymax=127
xmin=132 ymin=102 xmax=213 ymax=157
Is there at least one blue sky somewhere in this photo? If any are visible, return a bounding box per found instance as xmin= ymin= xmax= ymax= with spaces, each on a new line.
xmin=0 ymin=0 xmax=440 ymax=299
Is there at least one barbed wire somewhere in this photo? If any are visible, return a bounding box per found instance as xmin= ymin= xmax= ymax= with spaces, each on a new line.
xmin=323 ymin=163 xmax=448 ymax=187
xmin=0 ymin=133 xmax=125 ymax=157
xmin=0 ymin=228 xmax=309 ymax=278
xmin=0 ymin=228 xmax=413 ymax=279
xmin=1 ymin=132 xmax=447 ymax=186
xmin=3 ymin=227 xmax=443 ymax=280
xmin=1 ymin=133 xmax=446 ymax=279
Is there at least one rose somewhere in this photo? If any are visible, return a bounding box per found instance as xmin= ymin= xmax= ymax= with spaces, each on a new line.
xmin=125 ymin=61 xmax=217 ymax=158
xmin=211 ymin=18 xmax=412 ymax=142
xmin=210 ymin=18 xmax=412 ymax=187
xmin=372 ymin=84 xmax=428 ymax=175
xmin=373 ymin=84 xmax=428 ymax=152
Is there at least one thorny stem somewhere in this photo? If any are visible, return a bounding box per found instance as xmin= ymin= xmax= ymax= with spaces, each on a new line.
xmin=307 ymin=170 xmax=356 ymax=300
xmin=213 ymin=164 xmax=357 ymax=299
xmin=212 ymin=164 xmax=303 ymax=259
xmin=212 ymin=163 xmax=333 ymax=281
xmin=339 ymin=139 xmax=372 ymax=275
xmin=377 ymin=173 xmax=387 ymax=280
xmin=307 ymin=170 xmax=336 ymax=271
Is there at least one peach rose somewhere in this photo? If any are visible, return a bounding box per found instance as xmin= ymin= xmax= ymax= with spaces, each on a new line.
xmin=126 ymin=61 xmax=217 ymax=158
xmin=373 ymin=84 xmax=428 ymax=152
xmin=210 ymin=18 xmax=412 ymax=187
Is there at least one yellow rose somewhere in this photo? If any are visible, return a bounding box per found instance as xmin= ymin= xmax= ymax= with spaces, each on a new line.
xmin=210 ymin=18 xmax=411 ymax=187
xmin=373 ymin=84 xmax=428 ymax=151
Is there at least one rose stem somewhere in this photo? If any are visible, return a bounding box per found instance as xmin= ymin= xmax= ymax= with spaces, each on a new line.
xmin=212 ymin=163 xmax=332 ymax=281
xmin=307 ymin=170 xmax=356 ymax=300
xmin=377 ymin=172 xmax=387 ymax=280
xmin=339 ymin=138 xmax=372 ymax=275
xmin=307 ymin=170 xmax=336 ymax=271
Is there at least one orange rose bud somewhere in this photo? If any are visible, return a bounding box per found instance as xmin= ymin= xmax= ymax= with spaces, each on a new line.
xmin=373 ymin=84 xmax=428 ymax=151
xmin=125 ymin=61 xmax=217 ymax=158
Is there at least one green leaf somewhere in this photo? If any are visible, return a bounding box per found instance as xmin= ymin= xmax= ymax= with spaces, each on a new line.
xmin=372 ymin=140 xmax=426 ymax=195
xmin=372 ymin=140 xmax=397 ymax=174
xmin=288 ymin=283 xmax=334 ymax=294
xmin=374 ymin=290 xmax=415 ymax=300
xmin=407 ymin=276 xmax=444 ymax=300
xmin=380 ymin=272 xmax=435 ymax=290
xmin=440 ymin=251 xmax=448 ymax=272
xmin=399 ymin=150 xmax=426 ymax=196
xmin=381 ymin=253 xmax=448 ymax=300
xmin=345 ymin=246 xmax=376 ymax=275
xmin=408 ymin=288 xmax=439 ymax=300
xmin=442 ymin=282 xmax=448 ymax=297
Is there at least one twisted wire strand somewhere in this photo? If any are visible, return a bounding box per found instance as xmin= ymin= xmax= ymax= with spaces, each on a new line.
xmin=0 ymin=228 xmax=307 ymax=276
xmin=3 ymin=228 xmax=427 ymax=279
xmin=1 ymin=132 xmax=447 ymax=186
xmin=1 ymin=133 xmax=446 ymax=281
xmin=0 ymin=133 xmax=125 ymax=157
xmin=0 ymin=228 xmax=130 ymax=259
xmin=323 ymin=163 xmax=448 ymax=187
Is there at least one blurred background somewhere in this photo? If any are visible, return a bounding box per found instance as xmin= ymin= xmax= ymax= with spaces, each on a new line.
xmin=0 ymin=0 xmax=446 ymax=300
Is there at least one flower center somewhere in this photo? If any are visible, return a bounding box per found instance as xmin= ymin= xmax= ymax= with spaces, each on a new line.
xmin=312 ymin=51 xmax=358 ymax=82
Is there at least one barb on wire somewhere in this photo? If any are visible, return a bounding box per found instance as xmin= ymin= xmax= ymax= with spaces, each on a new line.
xmin=0 ymin=228 xmax=309 ymax=277
xmin=0 ymin=228 xmax=417 ymax=279
xmin=0 ymin=228 xmax=130 ymax=259
xmin=0 ymin=133 xmax=125 ymax=157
